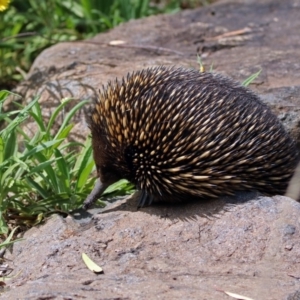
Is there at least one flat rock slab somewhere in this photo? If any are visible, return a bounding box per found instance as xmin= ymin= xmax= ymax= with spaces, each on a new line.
xmin=3 ymin=196 xmax=300 ymax=299
xmin=12 ymin=0 xmax=300 ymax=142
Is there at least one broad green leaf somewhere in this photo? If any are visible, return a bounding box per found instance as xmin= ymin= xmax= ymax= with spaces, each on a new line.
xmin=1 ymin=114 xmax=28 ymax=140
xmin=28 ymin=111 xmax=46 ymax=132
xmin=74 ymin=137 xmax=95 ymax=191
xmin=56 ymin=123 xmax=74 ymax=140
xmin=1 ymin=162 xmax=27 ymax=185
xmin=103 ymin=179 xmax=133 ymax=195
xmin=20 ymin=139 xmax=64 ymax=160
xmin=76 ymin=159 xmax=95 ymax=191
xmin=3 ymin=130 xmax=17 ymax=161
xmin=53 ymin=149 xmax=70 ymax=192
xmin=0 ymin=91 xmax=19 ymax=103
xmin=25 ymin=158 xmax=56 ymax=175
xmin=25 ymin=177 xmax=50 ymax=199
xmin=30 ymin=151 xmax=59 ymax=192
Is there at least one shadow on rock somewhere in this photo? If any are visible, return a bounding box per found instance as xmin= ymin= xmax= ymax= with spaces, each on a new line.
xmin=73 ymin=190 xmax=261 ymax=223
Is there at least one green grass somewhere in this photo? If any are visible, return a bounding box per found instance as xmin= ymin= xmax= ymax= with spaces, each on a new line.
xmin=0 ymin=0 xmax=182 ymax=89
xmin=0 ymin=91 xmax=134 ymax=236
xmin=242 ymin=69 xmax=261 ymax=87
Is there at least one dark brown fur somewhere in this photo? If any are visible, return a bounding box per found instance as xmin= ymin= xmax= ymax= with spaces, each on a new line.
xmin=84 ymin=66 xmax=299 ymax=208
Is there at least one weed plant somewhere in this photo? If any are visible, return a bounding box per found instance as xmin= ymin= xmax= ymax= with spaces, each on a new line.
xmin=0 ymin=91 xmax=134 ymax=236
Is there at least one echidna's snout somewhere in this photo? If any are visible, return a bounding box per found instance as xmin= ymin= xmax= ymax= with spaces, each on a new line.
xmin=83 ymin=165 xmax=121 ymax=209
xmin=83 ymin=178 xmax=108 ymax=210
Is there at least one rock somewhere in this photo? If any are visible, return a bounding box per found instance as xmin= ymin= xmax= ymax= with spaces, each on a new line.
xmin=11 ymin=0 xmax=300 ymax=143
xmin=3 ymin=196 xmax=300 ymax=299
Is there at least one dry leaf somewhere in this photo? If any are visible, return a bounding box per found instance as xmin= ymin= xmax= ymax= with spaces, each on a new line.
xmin=82 ymin=253 xmax=103 ymax=274
xmin=224 ymin=290 xmax=255 ymax=300
xmin=109 ymin=40 xmax=126 ymax=46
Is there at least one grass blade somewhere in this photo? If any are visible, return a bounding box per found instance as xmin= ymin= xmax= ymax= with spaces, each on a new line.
xmin=242 ymin=69 xmax=262 ymax=87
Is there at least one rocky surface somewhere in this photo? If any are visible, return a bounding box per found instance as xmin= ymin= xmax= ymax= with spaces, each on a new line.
xmin=2 ymin=0 xmax=300 ymax=299
xmin=3 ymin=195 xmax=300 ymax=300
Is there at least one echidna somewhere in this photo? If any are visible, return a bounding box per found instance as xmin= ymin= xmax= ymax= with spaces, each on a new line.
xmin=83 ymin=66 xmax=299 ymax=209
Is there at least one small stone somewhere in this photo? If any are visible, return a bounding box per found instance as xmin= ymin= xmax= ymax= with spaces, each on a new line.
xmin=285 ymin=245 xmax=293 ymax=251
